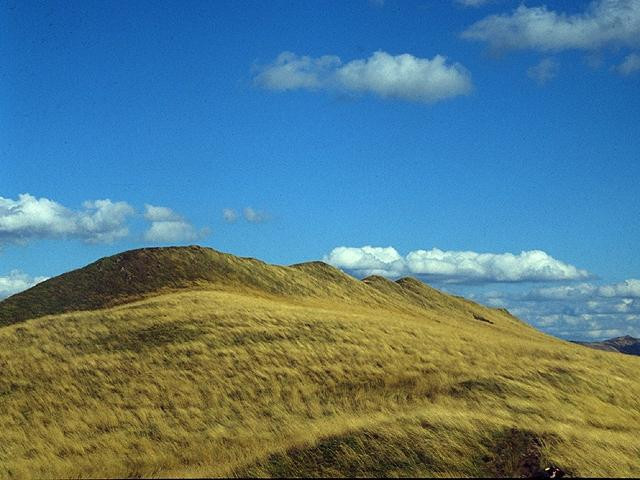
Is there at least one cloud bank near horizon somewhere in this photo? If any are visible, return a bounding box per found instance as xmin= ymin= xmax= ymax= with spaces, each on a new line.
xmin=255 ymin=51 xmax=472 ymax=103
xmin=324 ymin=245 xmax=590 ymax=283
xmin=478 ymin=279 xmax=640 ymax=340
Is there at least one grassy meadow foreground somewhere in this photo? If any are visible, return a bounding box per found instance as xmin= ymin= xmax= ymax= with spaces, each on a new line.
xmin=1 ymin=246 xmax=639 ymax=478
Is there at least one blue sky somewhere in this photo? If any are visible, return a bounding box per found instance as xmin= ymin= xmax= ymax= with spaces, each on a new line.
xmin=2 ymin=0 xmax=639 ymax=340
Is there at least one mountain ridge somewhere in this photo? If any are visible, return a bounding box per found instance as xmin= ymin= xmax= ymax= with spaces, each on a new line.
xmin=573 ymin=335 xmax=640 ymax=356
xmin=0 ymin=245 xmax=514 ymax=329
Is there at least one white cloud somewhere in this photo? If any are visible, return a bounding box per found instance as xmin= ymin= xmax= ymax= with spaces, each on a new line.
xmin=462 ymin=0 xmax=640 ymax=52
xmin=0 ymin=270 xmax=48 ymax=299
xmin=256 ymin=52 xmax=341 ymax=91
xmin=243 ymin=207 xmax=269 ymax=223
xmin=255 ymin=51 xmax=472 ymax=103
xmin=335 ymin=52 xmax=473 ymax=102
xmin=616 ymin=52 xmax=640 ymax=74
xmin=525 ymin=279 xmax=640 ymax=300
xmin=0 ymin=194 xmax=134 ymax=244
xmin=527 ymin=58 xmax=559 ymax=85
xmin=222 ymin=208 xmax=238 ymax=223
xmin=599 ymin=279 xmax=640 ymax=297
xmin=523 ymin=283 xmax=598 ymax=301
xmin=77 ymin=200 xmax=135 ymax=243
xmin=324 ymin=246 xmax=406 ymax=278
xmin=143 ymin=204 xmax=203 ymax=243
xmin=456 ymin=0 xmax=492 ymax=6
xmin=324 ymin=246 xmax=590 ymax=283
xmin=583 ymin=327 xmax=634 ymax=339
xmin=144 ymin=222 xmax=198 ymax=243
xmin=144 ymin=205 xmax=180 ymax=222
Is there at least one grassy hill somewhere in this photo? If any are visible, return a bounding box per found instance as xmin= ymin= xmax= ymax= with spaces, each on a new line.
xmin=1 ymin=246 xmax=639 ymax=478
xmin=0 ymin=246 xmax=513 ymax=328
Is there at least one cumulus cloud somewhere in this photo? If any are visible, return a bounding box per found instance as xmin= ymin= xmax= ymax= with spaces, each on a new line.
xmin=462 ymin=0 xmax=640 ymax=52
xmin=0 ymin=270 xmax=49 ymax=299
xmin=334 ymin=52 xmax=472 ymax=102
xmin=222 ymin=208 xmax=238 ymax=223
xmin=0 ymin=194 xmax=134 ymax=244
xmin=527 ymin=58 xmax=559 ymax=85
xmin=325 ymin=246 xmax=407 ymax=278
xmin=243 ymin=207 xmax=270 ymax=223
xmin=143 ymin=204 xmax=204 ymax=243
xmin=256 ymin=52 xmax=341 ymax=91
xmin=255 ymin=51 xmax=472 ymax=103
xmin=144 ymin=205 xmax=180 ymax=222
xmin=616 ymin=52 xmax=640 ymax=74
xmin=324 ymin=246 xmax=590 ymax=283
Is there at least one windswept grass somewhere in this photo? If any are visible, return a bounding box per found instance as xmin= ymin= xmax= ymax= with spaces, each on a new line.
xmin=0 ymin=247 xmax=639 ymax=478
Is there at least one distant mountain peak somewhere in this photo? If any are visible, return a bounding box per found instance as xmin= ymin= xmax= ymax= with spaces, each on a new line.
xmin=573 ymin=335 xmax=640 ymax=356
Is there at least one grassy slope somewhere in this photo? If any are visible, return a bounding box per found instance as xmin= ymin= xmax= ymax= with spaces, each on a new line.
xmin=1 ymin=247 xmax=639 ymax=478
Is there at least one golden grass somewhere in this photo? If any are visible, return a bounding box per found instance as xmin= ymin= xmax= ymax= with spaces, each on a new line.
xmin=1 ymin=260 xmax=639 ymax=478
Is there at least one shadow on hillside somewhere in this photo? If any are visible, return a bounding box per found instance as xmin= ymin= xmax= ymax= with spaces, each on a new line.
xmin=480 ymin=427 xmax=556 ymax=477
xmin=235 ymin=425 xmax=565 ymax=478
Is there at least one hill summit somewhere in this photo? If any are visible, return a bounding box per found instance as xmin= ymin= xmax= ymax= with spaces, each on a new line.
xmin=0 ymin=245 xmax=514 ymax=329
